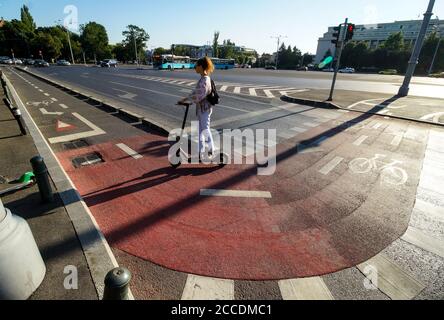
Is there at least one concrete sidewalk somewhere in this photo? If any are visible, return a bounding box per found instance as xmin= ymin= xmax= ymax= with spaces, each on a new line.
xmin=0 ymin=88 xmax=99 ymax=300
xmin=282 ymin=89 xmax=444 ymax=127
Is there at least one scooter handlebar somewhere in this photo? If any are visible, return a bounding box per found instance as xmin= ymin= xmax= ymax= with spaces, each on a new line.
xmin=177 ymin=101 xmax=191 ymax=107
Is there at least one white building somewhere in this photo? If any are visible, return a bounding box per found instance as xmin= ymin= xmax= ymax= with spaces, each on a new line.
xmin=315 ymin=19 xmax=444 ymax=64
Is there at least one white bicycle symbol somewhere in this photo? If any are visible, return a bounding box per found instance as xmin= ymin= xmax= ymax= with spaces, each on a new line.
xmin=349 ymin=154 xmax=408 ymax=186
xmin=27 ymin=100 xmax=53 ymax=107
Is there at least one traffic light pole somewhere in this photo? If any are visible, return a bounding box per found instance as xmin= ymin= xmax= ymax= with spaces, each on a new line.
xmin=327 ymin=18 xmax=348 ymax=101
xmin=398 ymin=0 xmax=435 ymax=96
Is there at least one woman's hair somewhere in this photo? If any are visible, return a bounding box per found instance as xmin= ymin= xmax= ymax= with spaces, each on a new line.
xmin=196 ymin=57 xmax=215 ymax=74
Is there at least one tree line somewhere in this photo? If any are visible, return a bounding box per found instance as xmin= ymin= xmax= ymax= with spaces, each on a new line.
xmin=339 ymin=31 xmax=443 ymax=74
xmin=0 ymin=5 xmax=150 ymax=64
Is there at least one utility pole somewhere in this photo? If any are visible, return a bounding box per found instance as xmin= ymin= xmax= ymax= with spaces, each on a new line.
xmin=328 ymin=18 xmax=348 ymax=101
xmin=398 ymin=0 xmax=435 ymax=96
xmin=83 ymin=51 xmax=87 ymax=66
xmin=271 ymin=35 xmax=287 ymax=69
xmin=428 ymin=17 xmax=441 ymax=76
xmin=57 ymin=20 xmax=75 ymax=65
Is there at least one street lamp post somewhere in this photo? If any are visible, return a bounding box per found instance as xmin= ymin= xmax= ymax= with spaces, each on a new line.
xmin=133 ymin=32 xmax=139 ymax=67
xmin=428 ymin=17 xmax=442 ymax=76
xmin=271 ymin=35 xmax=287 ymax=70
xmin=398 ymin=0 xmax=436 ymax=96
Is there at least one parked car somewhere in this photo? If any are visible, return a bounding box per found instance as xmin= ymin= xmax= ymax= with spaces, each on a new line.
xmin=297 ymin=66 xmax=308 ymax=71
xmin=12 ymin=59 xmax=23 ymax=65
xmin=56 ymin=60 xmax=71 ymax=66
xmin=24 ymin=59 xmax=35 ymax=65
xmin=339 ymin=67 xmax=355 ymax=73
xmin=378 ymin=69 xmax=398 ymax=75
xmin=101 ymin=59 xmax=118 ymax=68
xmin=0 ymin=57 xmax=13 ymax=65
xmin=34 ymin=60 xmax=50 ymax=67
xmin=265 ymin=65 xmax=277 ymax=70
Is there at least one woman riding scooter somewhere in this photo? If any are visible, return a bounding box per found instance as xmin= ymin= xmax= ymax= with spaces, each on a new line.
xmin=178 ymin=57 xmax=216 ymax=162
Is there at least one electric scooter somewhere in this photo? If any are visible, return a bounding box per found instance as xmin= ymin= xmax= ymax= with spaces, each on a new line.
xmin=170 ymin=102 xmax=229 ymax=168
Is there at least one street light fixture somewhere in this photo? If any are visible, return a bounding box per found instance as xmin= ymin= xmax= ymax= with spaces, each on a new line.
xmin=271 ymin=35 xmax=287 ymax=69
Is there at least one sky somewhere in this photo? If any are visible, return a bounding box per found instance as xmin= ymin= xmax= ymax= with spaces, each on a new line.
xmin=1 ymin=0 xmax=443 ymax=54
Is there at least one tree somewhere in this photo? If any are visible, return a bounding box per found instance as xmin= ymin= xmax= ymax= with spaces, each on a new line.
xmin=122 ymin=25 xmax=150 ymax=62
xmin=418 ymin=31 xmax=443 ymax=74
xmin=80 ymin=22 xmax=111 ymax=61
xmin=212 ymin=31 xmax=220 ymax=58
xmin=382 ymin=32 xmax=405 ymax=51
xmin=31 ymin=31 xmax=63 ymax=60
xmin=20 ymin=5 xmax=36 ymax=33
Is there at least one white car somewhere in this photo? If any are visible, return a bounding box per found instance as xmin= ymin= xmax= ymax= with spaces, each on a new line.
xmin=339 ymin=67 xmax=355 ymax=73
xmin=12 ymin=59 xmax=23 ymax=65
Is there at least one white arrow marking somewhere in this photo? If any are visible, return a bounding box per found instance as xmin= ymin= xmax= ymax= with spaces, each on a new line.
xmin=39 ymin=108 xmax=64 ymax=116
xmin=420 ymin=112 xmax=444 ymax=123
xmin=112 ymin=88 xmax=137 ymax=100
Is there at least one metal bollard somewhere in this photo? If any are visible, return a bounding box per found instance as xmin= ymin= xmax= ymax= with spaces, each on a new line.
xmin=12 ymin=108 xmax=27 ymax=135
xmin=103 ymin=267 xmax=132 ymax=300
xmin=30 ymin=156 xmax=54 ymax=203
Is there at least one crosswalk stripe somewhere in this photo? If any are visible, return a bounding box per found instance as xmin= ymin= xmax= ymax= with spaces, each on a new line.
xmin=263 ymin=90 xmax=275 ymax=98
xmin=220 ymin=86 xmax=228 ymax=92
xmin=402 ymin=227 xmax=444 ymax=258
xmin=279 ymin=278 xmax=334 ymax=300
xmin=357 ymin=254 xmax=425 ymax=300
xmin=234 ymin=87 xmax=241 ymax=94
xmin=391 ymin=135 xmax=403 ymax=147
xmin=319 ymin=156 xmax=344 ymax=175
xmin=249 ymin=88 xmax=257 ymax=96
xmin=181 ymin=275 xmax=234 ymax=300
xmin=353 ymin=135 xmax=369 ymax=146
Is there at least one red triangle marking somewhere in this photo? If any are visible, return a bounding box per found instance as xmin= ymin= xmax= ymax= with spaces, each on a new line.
xmin=56 ymin=120 xmax=76 ymax=132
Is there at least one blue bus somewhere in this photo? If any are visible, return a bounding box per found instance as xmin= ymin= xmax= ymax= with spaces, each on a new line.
xmin=154 ymin=54 xmax=192 ymax=70
xmin=190 ymin=58 xmax=235 ymax=70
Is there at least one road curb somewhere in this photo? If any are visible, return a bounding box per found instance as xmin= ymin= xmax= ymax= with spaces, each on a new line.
xmin=281 ymin=94 xmax=444 ymax=128
xmin=3 ymin=69 xmax=135 ymax=300
xmin=15 ymin=67 xmax=170 ymax=135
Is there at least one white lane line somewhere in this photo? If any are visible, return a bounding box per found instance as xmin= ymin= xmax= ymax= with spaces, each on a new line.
xmin=51 ymin=97 xmax=58 ymax=102
xmin=291 ymin=127 xmax=306 ymax=133
xmin=249 ymin=88 xmax=257 ymax=96
xmin=44 ymin=93 xmax=50 ymax=97
xmin=353 ymin=135 xmax=369 ymax=146
xmin=116 ymin=143 xmax=143 ymax=160
xmin=279 ymin=278 xmax=334 ymax=300
xmin=319 ymin=157 xmax=344 ymax=175
xmin=200 ymin=189 xmax=272 ymax=199
xmin=401 ymin=227 xmax=444 ymax=259
xmin=181 ymin=275 xmax=234 ymax=300
xmin=38 ymin=89 xmax=44 ymax=92
xmin=48 ymin=113 xmax=106 ymax=144
xmin=263 ymin=90 xmax=275 ymax=98
xmin=234 ymin=87 xmax=241 ymax=94
xmin=357 ymin=254 xmax=425 ymax=300
xmin=59 ymin=104 xmax=69 ymax=109
xmin=220 ymin=86 xmax=228 ymax=92
xmin=391 ymin=135 xmax=403 ymax=147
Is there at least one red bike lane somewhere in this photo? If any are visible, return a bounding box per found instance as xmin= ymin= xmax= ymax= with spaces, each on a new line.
xmin=56 ymin=112 xmax=426 ymax=280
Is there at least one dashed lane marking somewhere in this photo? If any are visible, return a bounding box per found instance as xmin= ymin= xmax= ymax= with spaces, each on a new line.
xmin=181 ymin=275 xmax=234 ymax=300
xmin=44 ymin=93 xmax=50 ymax=97
xmin=51 ymin=97 xmax=58 ymax=102
xmin=39 ymin=108 xmax=63 ymax=116
xmin=38 ymin=89 xmax=44 ymax=92
xmin=48 ymin=113 xmax=106 ymax=144
xmin=357 ymin=254 xmax=425 ymax=300
xmin=353 ymin=135 xmax=369 ymax=146
xmin=116 ymin=143 xmax=143 ymax=160
xmin=59 ymin=104 xmax=69 ymax=109
xmin=279 ymin=278 xmax=334 ymax=300
xmin=200 ymin=189 xmax=272 ymax=199
xmin=319 ymin=157 xmax=344 ymax=175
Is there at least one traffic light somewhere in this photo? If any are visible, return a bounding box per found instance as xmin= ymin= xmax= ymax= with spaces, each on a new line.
xmin=331 ymin=25 xmax=341 ymax=46
xmin=346 ymin=23 xmax=355 ymax=42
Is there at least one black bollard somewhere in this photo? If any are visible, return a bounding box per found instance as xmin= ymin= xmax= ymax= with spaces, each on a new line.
xmin=30 ymin=156 xmax=54 ymax=203
xmin=103 ymin=267 xmax=132 ymax=300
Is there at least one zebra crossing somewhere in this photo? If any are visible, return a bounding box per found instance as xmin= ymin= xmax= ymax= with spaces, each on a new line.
xmin=116 ymin=73 xmax=308 ymax=99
